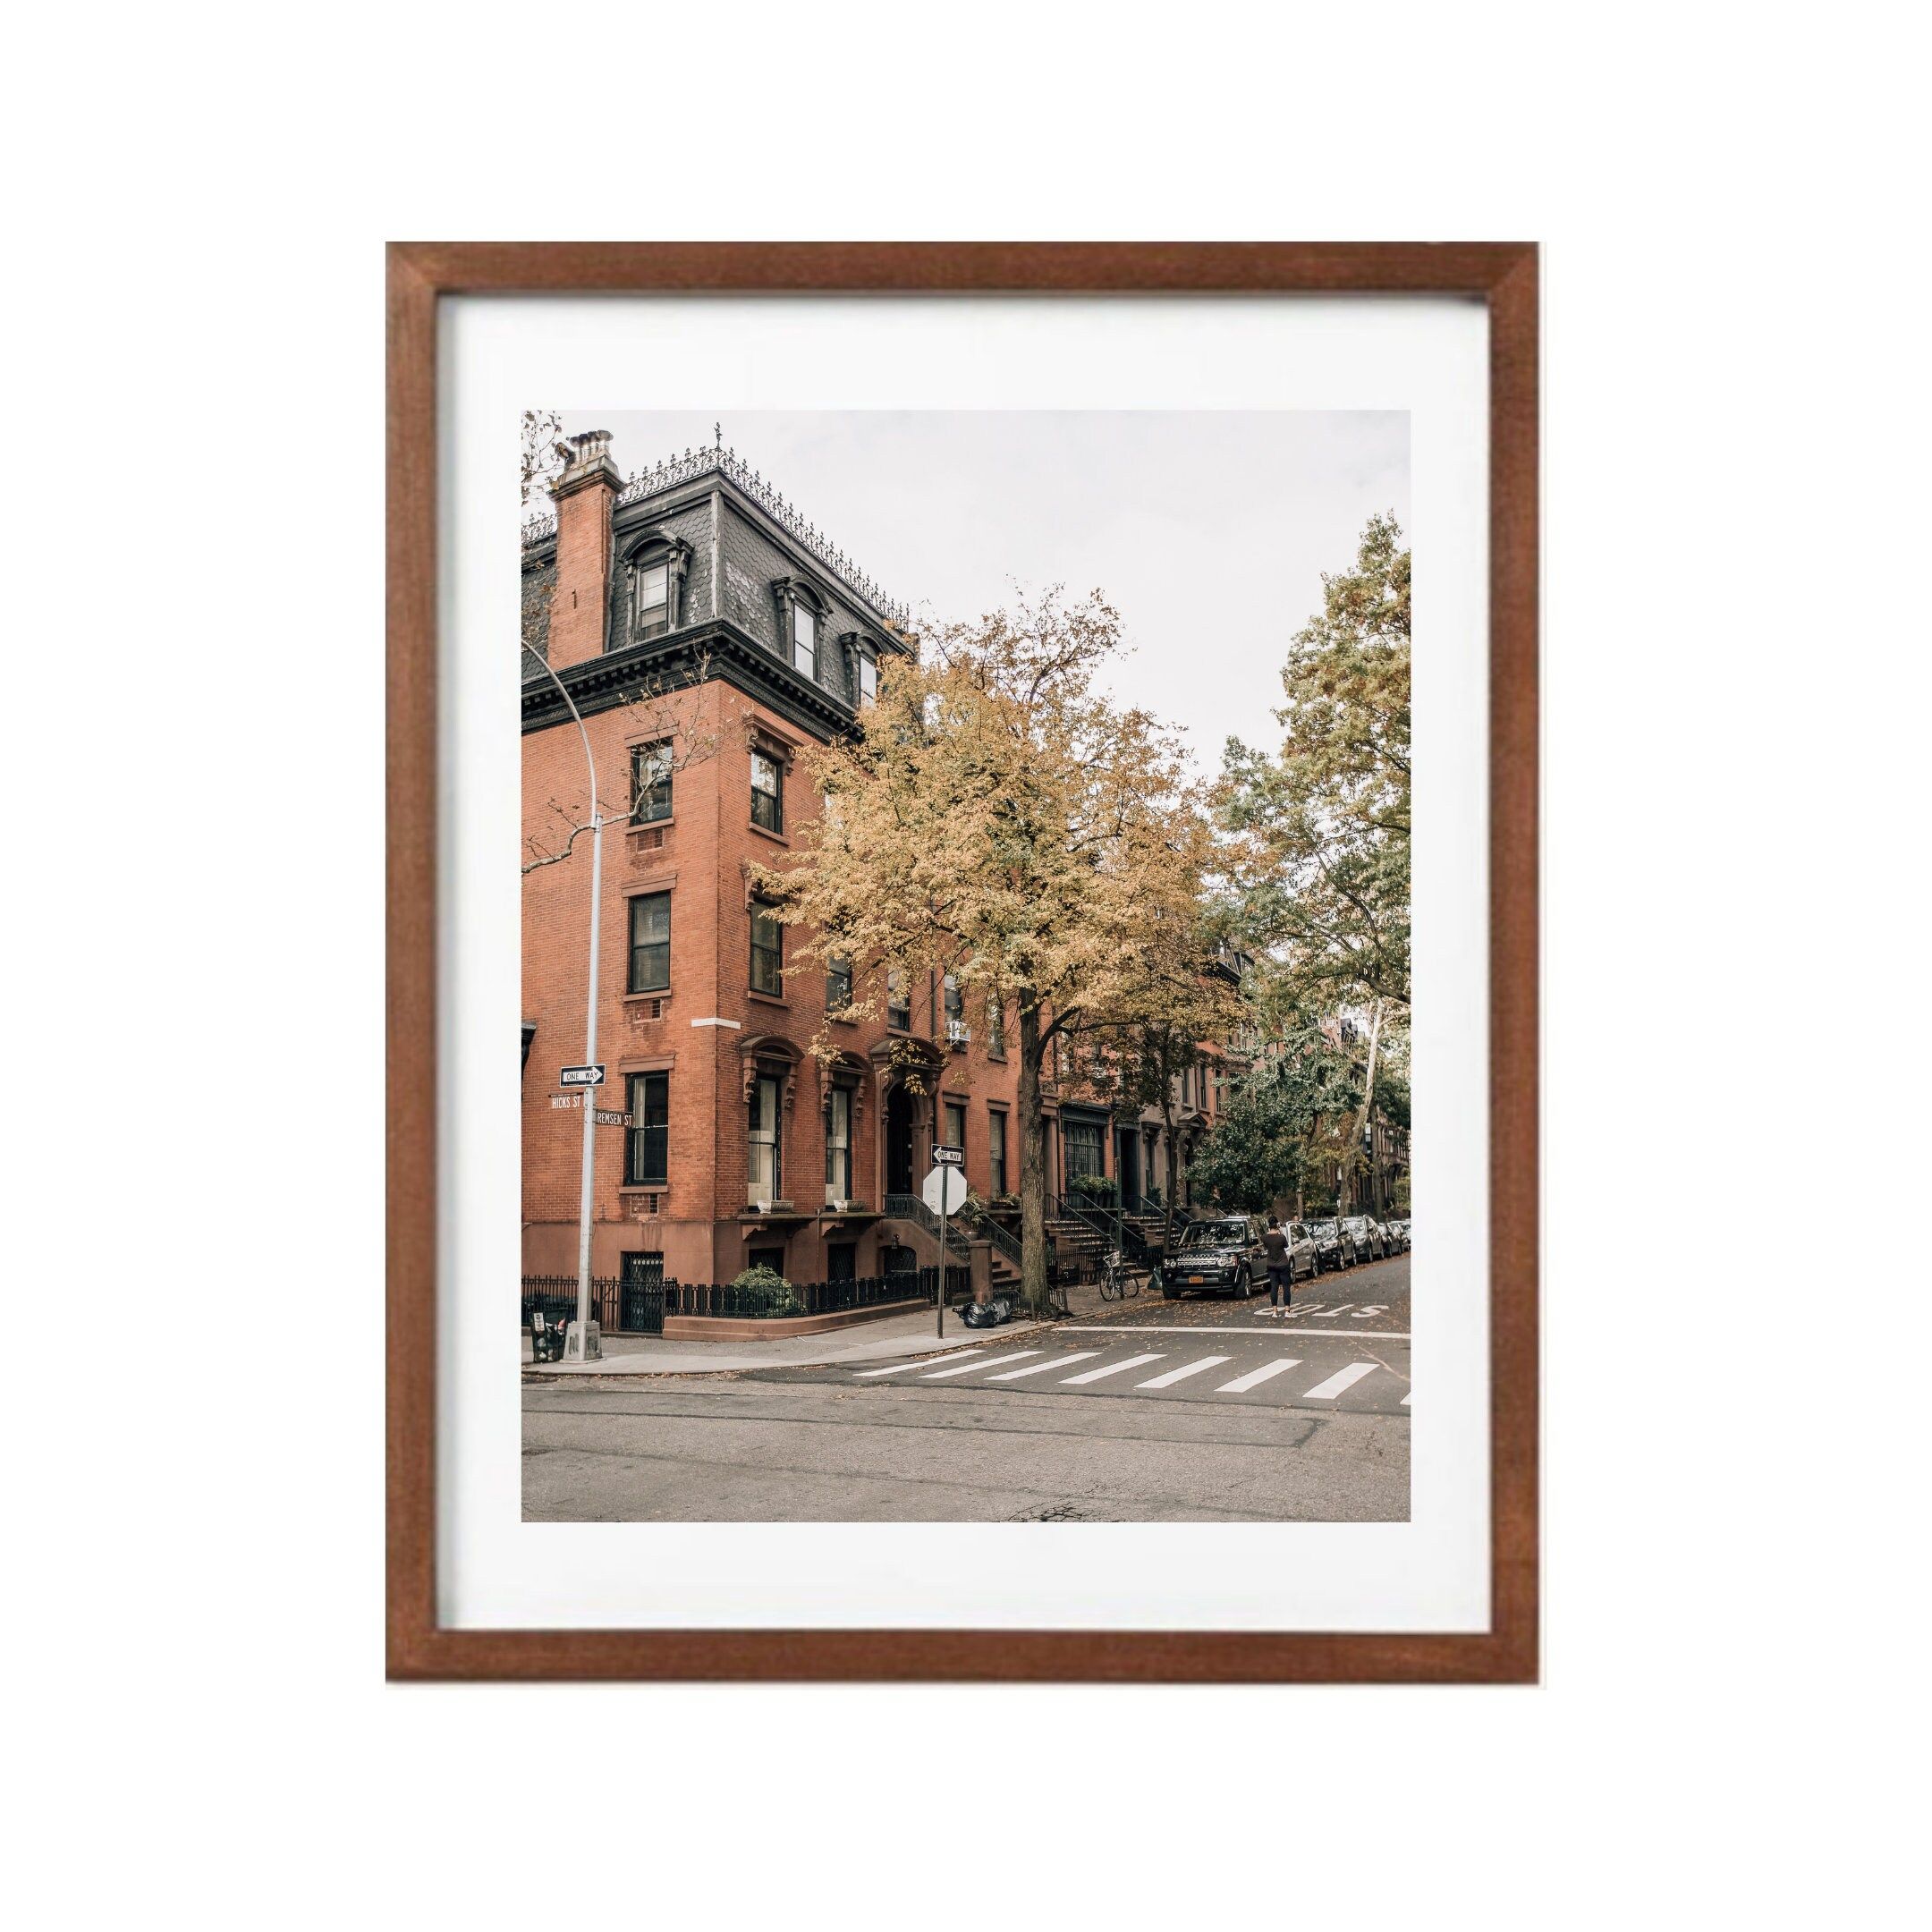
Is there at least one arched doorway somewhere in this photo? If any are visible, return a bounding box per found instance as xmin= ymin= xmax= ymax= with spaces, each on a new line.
xmin=886 ymin=1083 xmax=916 ymax=1198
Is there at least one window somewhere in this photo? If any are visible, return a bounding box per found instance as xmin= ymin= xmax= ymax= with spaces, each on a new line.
xmin=825 ymin=1087 xmax=852 ymax=1204
xmin=631 ymin=741 xmax=672 ymax=824
xmin=859 ymin=650 xmax=877 ymax=707
xmin=627 ymin=892 xmax=670 ymax=993
xmin=944 ymin=973 xmax=968 ymax=1046
xmin=625 ymin=1072 xmax=668 ymax=1186
xmin=1064 ymin=1120 xmax=1105 ymax=1182
xmin=826 ymin=956 xmax=852 ymax=1013
xmin=985 ymin=996 xmax=1004 ymax=1057
xmin=748 ymin=1076 xmax=783 ymax=1205
xmin=634 ymin=558 xmax=670 ymax=640
xmin=944 ymin=1100 xmax=966 ymax=1152
xmin=793 ymin=602 xmax=817 ymax=681
xmin=751 ymin=750 xmax=784 ymax=833
xmin=988 ymin=1109 xmax=1008 ymax=1195
xmin=886 ymin=967 xmax=910 ymax=1031
xmin=750 ymin=903 xmax=784 ymax=996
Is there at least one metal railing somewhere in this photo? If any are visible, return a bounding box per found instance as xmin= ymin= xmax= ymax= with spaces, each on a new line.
xmin=957 ymin=1198 xmax=1021 ymax=1270
xmin=522 ymin=1270 xmax=968 ymax=1338
xmin=616 ymin=445 xmax=911 ymax=625
xmin=522 ymin=1275 xmax=625 ymax=1332
xmin=1052 ymin=1194 xmax=1159 ymax=1271
xmin=884 ymin=1192 xmax=973 ymax=1261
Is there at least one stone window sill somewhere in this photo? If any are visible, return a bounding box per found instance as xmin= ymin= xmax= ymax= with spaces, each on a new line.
xmin=749 ymin=821 xmax=790 ymax=846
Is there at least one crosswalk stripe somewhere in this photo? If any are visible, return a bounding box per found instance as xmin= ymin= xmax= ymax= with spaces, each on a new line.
xmin=1061 ymin=1352 xmax=1166 ymax=1385
xmin=1300 ymin=1361 xmax=1377 ymax=1401
xmin=1136 ymin=1355 xmax=1232 ymax=1389
xmin=1216 ymin=1358 xmax=1301 ymax=1394
xmin=984 ymin=1352 xmax=1101 ymax=1382
xmin=919 ymin=1349 xmax=1040 ymax=1380
xmin=1402 ymin=1391 xmax=1412 ymax=1404
xmin=852 ymin=1349 xmax=985 ymax=1378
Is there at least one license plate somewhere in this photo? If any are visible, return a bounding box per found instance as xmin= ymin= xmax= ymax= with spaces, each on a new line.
xmin=1188 ymin=1275 xmax=1205 ymax=1284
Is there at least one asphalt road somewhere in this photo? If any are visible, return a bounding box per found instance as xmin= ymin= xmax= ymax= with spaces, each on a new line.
xmin=522 ymin=1255 xmax=1411 ymax=1523
xmin=1101 ymin=1247 xmax=1411 ymax=1335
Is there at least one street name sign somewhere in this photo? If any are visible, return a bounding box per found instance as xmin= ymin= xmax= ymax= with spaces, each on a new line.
xmin=921 ymin=1165 xmax=968 ymax=1216
xmin=559 ymin=1064 xmax=606 ymax=1087
xmin=592 ymin=1109 xmax=631 ymax=1127
xmin=931 ymin=1144 xmax=964 ymax=1167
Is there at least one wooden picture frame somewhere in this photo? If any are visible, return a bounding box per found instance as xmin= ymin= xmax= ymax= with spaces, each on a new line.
xmin=387 ymin=242 xmax=1538 ymax=1682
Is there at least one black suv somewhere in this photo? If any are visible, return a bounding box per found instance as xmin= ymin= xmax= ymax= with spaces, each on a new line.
xmin=1160 ymin=1216 xmax=1267 ymax=1299
xmin=1307 ymin=1218 xmax=1360 ymax=1270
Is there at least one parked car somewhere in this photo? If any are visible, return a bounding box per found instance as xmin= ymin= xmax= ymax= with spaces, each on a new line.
xmin=1342 ymin=1216 xmax=1385 ymax=1261
xmin=1161 ymin=1216 xmax=1267 ymax=1299
xmin=1307 ymin=1217 xmax=1359 ymax=1271
xmin=1284 ymin=1222 xmax=1322 ymax=1282
xmin=1386 ymin=1219 xmax=1411 ymax=1252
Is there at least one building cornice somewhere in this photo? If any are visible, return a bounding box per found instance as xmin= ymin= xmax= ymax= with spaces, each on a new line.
xmin=521 ymin=619 xmax=862 ymax=742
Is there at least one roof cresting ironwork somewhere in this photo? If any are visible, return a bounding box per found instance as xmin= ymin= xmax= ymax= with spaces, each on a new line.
xmin=616 ymin=441 xmax=911 ymax=626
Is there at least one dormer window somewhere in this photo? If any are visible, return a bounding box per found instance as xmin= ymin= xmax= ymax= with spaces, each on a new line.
xmin=771 ymin=577 xmax=829 ymax=686
xmin=622 ymin=533 xmax=690 ymax=648
xmin=859 ymin=649 xmax=877 ymax=707
xmin=634 ymin=558 xmax=670 ymax=640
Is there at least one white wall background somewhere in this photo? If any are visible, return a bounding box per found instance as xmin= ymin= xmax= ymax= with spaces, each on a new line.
xmin=5 ymin=4 xmax=1923 ymax=1928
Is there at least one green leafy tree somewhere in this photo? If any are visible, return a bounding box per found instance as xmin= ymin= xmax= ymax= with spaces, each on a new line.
xmin=1220 ymin=513 xmax=1411 ymax=1014
xmin=1186 ymin=1031 xmax=1361 ymax=1216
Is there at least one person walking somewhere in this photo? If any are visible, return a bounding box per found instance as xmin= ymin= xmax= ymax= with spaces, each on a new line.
xmin=1262 ymin=1215 xmax=1293 ymax=1309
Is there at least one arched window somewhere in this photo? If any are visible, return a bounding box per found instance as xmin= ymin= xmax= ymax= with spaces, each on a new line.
xmin=771 ymin=576 xmax=831 ymax=684
xmin=623 ymin=532 xmax=691 ymax=644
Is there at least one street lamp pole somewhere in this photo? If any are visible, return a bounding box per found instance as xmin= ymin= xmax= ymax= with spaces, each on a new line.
xmin=523 ymin=644 xmax=604 ymax=1358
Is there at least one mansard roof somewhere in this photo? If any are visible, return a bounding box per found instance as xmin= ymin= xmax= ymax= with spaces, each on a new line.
xmin=523 ymin=439 xmax=912 ymax=635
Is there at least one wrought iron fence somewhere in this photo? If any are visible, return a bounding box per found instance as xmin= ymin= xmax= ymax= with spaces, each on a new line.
xmin=522 ymin=1268 xmax=969 ymax=1335
xmin=521 ymin=1275 xmax=623 ymax=1331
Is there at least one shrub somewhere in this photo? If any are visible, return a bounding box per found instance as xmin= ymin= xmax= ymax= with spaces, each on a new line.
xmin=729 ymin=1264 xmax=801 ymax=1317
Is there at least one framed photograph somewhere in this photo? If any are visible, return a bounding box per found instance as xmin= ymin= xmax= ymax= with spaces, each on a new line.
xmin=388 ymin=242 xmax=1538 ymax=1681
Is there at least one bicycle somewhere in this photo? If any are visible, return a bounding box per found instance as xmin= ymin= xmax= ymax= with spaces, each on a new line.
xmin=1098 ymin=1249 xmax=1141 ymax=1301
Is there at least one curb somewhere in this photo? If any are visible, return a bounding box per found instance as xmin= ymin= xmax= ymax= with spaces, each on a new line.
xmin=522 ymin=1317 xmax=1052 ymax=1381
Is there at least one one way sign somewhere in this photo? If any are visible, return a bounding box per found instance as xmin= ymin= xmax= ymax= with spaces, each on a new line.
xmin=559 ymin=1064 xmax=606 ymax=1087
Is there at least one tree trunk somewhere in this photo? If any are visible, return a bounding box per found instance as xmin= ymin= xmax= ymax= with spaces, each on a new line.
xmin=1017 ymin=1003 xmax=1052 ymax=1315
xmin=1160 ymin=1100 xmax=1180 ymax=1255
xmin=1351 ymin=999 xmax=1384 ymax=1218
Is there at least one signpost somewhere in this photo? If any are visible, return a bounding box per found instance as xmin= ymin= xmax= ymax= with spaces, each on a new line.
xmin=923 ymin=1146 xmax=968 ymax=1337
xmin=522 ymin=636 xmax=606 ymax=1364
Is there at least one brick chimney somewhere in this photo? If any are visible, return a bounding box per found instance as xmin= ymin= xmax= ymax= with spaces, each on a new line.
xmin=547 ymin=430 xmax=621 ymax=669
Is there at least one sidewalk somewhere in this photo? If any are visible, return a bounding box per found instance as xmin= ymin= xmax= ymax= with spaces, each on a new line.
xmin=522 ymin=1305 xmax=1046 ymax=1377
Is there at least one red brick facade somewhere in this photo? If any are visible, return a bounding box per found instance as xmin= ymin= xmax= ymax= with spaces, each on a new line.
xmin=522 ymin=436 xmax=1037 ymax=1291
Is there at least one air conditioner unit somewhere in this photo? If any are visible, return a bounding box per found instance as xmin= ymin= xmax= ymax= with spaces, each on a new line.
xmin=946 ymin=1021 xmax=971 ymax=1048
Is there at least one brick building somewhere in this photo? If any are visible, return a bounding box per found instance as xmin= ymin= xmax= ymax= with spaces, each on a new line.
xmin=521 ymin=430 xmax=1246 ymax=1308
xmin=522 ymin=432 xmax=1028 ymax=1302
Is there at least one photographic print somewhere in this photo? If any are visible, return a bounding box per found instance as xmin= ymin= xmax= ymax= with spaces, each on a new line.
xmin=519 ymin=408 xmax=1413 ymax=1524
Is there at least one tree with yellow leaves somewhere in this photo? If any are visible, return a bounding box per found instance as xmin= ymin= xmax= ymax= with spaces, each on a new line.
xmin=753 ymin=590 xmax=1237 ymax=1314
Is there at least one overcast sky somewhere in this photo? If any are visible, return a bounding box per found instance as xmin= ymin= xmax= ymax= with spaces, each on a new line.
xmin=557 ymin=410 xmax=1408 ymax=778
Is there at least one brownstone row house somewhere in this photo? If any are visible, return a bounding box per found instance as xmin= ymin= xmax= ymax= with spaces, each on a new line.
xmin=521 ymin=431 xmax=1247 ymax=1305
